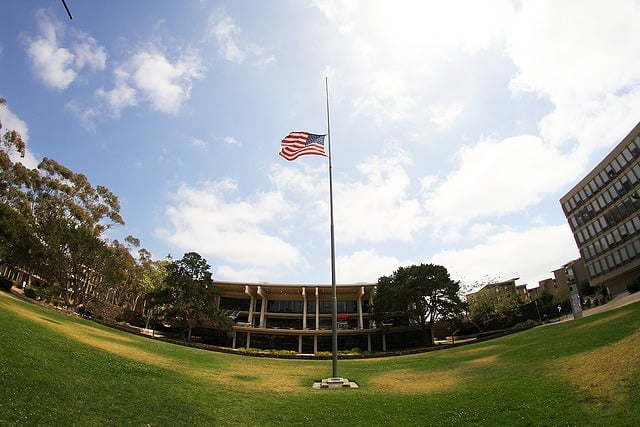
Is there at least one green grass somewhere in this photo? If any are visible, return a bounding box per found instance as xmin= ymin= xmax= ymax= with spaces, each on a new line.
xmin=1 ymin=291 xmax=639 ymax=426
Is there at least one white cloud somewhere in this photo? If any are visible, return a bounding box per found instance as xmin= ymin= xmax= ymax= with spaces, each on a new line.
xmin=208 ymin=12 xmax=244 ymax=63
xmin=508 ymin=0 xmax=640 ymax=104
xmin=314 ymin=0 xmax=514 ymax=122
xmin=431 ymin=224 xmax=579 ymax=289
xmin=192 ymin=138 xmax=207 ymax=147
xmin=223 ymin=136 xmax=238 ymax=145
xmin=424 ymin=135 xmax=581 ymax=240
xmin=206 ymin=9 xmax=275 ymax=65
xmin=72 ymin=32 xmax=107 ymax=71
xmin=428 ymin=103 xmax=464 ymax=130
xmin=96 ymin=68 xmax=138 ymax=117
xmin=156 ymin=179 xmax=304 ymax=278
xmin=336 ymin=249 xmax=411 ymax=283
xmin=507 ymin=0 xmax=640 ymax=152
xmin=335 ymin=150 xmax=427 ymax=244
xmin=25 ymin=10 xmax=106 ymax=90
xmin=98 ymin=48 xmax=204 ymax=116
xmin=131 ymin=50 xmax=203 ymax=114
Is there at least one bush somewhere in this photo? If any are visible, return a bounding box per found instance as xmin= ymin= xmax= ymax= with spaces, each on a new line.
xmin=23 ymin=287 xmax=36 ymax=298
xmin=626 ymin=277 xmax=640 ymax=294
xmin=513 ymin=319 xmax=540 ymax=330
xmin=0 ymin=277 xmax=13 ymax=292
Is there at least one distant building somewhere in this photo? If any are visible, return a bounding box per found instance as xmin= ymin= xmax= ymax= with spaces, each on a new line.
xmin=466 ymin=278 xmax=520 ymax=304
xmin=560 ymin=121 xmax=640 ymax=295
xmin=552 ymin=258 xmax=589 ymax=289
xmin=537 ymin=277 xmax=557 ymax=293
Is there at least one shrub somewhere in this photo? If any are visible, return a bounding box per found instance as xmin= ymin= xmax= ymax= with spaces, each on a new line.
xmin=0 ymin=277 xmax=13 ymax=292
xmin=626 ymin=277 xmax=640 ymax=294
xmin=23 ymin=287 xmax=36 ymax=298
xmin=513 ymin=319 xmax=540 ymax=330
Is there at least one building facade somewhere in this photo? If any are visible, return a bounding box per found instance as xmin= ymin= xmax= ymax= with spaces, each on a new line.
xmin=214 ymin=281 xmax=398 ymax=354
xmin=466 ymin=278 xmax=521 ymax=304
xmin=560 ymin=121 xmax=640 ymax=295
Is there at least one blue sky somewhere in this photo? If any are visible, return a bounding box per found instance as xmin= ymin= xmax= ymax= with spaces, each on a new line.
xmin=2 ymin=1 xmax=640 ymax=290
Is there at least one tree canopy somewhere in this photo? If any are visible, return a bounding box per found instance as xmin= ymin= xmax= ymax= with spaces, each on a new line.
xmin=372 ymin=263 xmax=463 ymax=345
xmin=149 ymin=252 xmax=230 ymax=340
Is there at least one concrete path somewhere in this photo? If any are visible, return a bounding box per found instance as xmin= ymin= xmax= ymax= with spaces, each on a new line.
xmin=581 ymin=290 xmax=640 ymax=317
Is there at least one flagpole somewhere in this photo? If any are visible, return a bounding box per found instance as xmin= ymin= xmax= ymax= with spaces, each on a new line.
xmin=325 ymin=77 xmax=338 ymax=379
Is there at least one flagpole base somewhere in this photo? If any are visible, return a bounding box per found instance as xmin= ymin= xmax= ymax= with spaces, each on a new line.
xmin=312 ymin=377 xmax=359 ymax=389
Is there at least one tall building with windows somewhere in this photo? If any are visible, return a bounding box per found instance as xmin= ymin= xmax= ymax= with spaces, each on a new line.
xmin=560 ymin=121 xmax=640 ymax=295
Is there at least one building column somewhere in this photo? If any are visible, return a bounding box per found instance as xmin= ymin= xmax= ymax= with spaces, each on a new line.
xmin=302 ymin=287 xmax=308 ymax=329
xmin=367 ymin=334 xmax=371 ymax=352
xmin=357 ymin=286 xmax=364 ymax=329
xmin=298 ymin=335 xmax=302 ymax=353
xmin=232 ymin=331 xmax=237 ymax=349
xmin=315 ymin=287 xmax=320 ymax=330
xmin=245 ymin=285 xmax=256 ymax=326
xmin=257 ymin=285 xmax=267 ymax=328
xmin=382 ymin=333 xmax=387 ymax=352
xmin=314 ymin=336 xmax=318 ymax=354
xmin=246 ymin=332 xmax=251 ymax=349
xmin=369 ymin=293 xmax=376 ymax=328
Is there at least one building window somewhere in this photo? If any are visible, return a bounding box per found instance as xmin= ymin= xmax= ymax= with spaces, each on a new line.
xmin=611 ymin=158 xmax=622 ymax=173
xmin=627 ymin=242 xmax=637 ymax=259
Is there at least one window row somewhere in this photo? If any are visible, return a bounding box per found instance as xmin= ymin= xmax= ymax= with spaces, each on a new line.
xmin=587 ymin=239 xmax=640 ymax=279
xmin=580 ymin=214 xmax=640 ymax=260
xmin=574 ymin=197 xmax=640 ymax=245
xmin=564 ymin=135 xmax=640 ymax=214
xmin=571 ymin=164 xmax=640 ymax=229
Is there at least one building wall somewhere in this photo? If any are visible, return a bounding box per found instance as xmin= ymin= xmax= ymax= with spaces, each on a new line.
xmin=560 ymin=122 xmax=640 ymax=295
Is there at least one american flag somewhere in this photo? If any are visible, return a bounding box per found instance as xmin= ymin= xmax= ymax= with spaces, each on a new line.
xmin=279 ymin=131 xmax=327 ymax=161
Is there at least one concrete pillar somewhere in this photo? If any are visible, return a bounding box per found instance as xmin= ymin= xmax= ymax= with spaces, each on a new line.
xmin=367 ymin=334 xmax=371 ymax=352
xmin=246 ymin=332 xmax=251 ymax=349
xmin=315 ymin=287 xmax=320 ymax=330
xmin=245 ymin=285 xmax=256 ymax=326
xmin=314 ymin=335 xmax=318 ymax=354
xmin=369 ymin=294 xmax=376 ymax=328
xmin=232 ymin=331 xmax=237 ymax=349
xmin=302 ymin=287 xmax=308 ymax=329
xmin=298 ymin=335 xmax=302 ymax=353
xmin=357 ymin=286 xmax=364 ymax=329
xmin=382 ymin=333 xmax=387 ymax=352
xmin=257 ymin=286 xmax=267 ymax=328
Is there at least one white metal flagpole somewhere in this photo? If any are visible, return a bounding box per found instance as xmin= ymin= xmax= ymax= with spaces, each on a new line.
xmin=325 ymin=77 xmax=338 ymax=379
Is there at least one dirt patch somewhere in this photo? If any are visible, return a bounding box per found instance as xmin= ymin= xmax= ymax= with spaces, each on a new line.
xmin=572 ymin=312 xmax=629 ymax=331
xmin=450 ymin=344 xmax=503 ymax=357
xmin=199 ymin=359 xmax=324 ymax=393
xmin=465 ymin=355 xmax=498 ymax=365
xmin=368 ymin=368 xmax=462 ymax=393
xmin=555 ymin=330 xmax=640 ymax=408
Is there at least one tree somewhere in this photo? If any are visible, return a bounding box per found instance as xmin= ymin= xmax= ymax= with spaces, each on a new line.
xmin=151 ymin=252 xmax=230 ymax=340
xmin=372 ymin=263 xmax=463 ymax=345
xmin=468 ymin=290 xmax=524 ymax=331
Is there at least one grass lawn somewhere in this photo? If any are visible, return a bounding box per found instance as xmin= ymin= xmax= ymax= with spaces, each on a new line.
xmin=1 ymin=290 xmax=639 ymax=426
